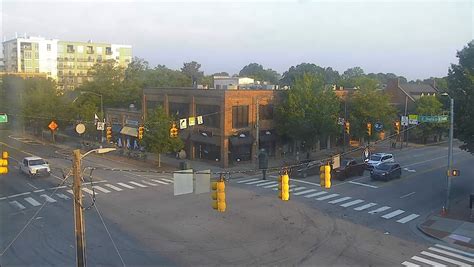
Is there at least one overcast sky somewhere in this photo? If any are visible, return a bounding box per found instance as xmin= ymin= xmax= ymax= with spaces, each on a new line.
xmin=2 ymin=0 xmax=473 ymax=80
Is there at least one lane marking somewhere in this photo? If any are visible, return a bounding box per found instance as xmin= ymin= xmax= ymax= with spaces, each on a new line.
xmin=256 ymin=181 xmax=277 ymax=187
xmin=316 ymin=193 xmax=339 ymax=201
xmin=9 ymin=200 xmax=26 ymax=210
xmin=434 ymin=244 xmax=474 ymax=258
xmin=151 ymin=179 xmax=169 ymax=185
xmin=263 ymin=183 xmax=279 ymax=188
xmin=354 ymin=203 xmax=377 ymax=211
xmin=400 ymin=192 xmax=416 ymax=199
xmin=34 ymin=189 xmax=45 ymax=193
xmin=49 ymin=185 xmax=68 ymax=190
xmin=141 ymin=180 xmax=158 ymax=186
xmin=160 ymin=178 xmax=173 ymax=183
xmin=24 ymin=197 xmax=41 ymax=206
xmin=67 ymin=189 xmax=74 ymax=195
xmin=117 ymin=182 xmax=135 ymax=189
xmin=93 ymin=186 xmax=111 ymax=193
xmin=237 ymin=178 xmax=259 ymax=183
xmin=328 ymin=197 xmax=352 ymax=204
xmin=381 ymin=209 xmax=405 ymax=219
xmin=128 ymin=181 xmax=147 ymax=188
xmin=8 ymin=192 xmax=31 ymax=198
xmin=348 ymin=181 xmax=378 ymax=188
xmin=428 ymin=247 xmax=474 ymax=263
xmin=40 ymin=194 xmax=57 ymax=203
xmin=340 ymin=199 xmax=364 ymax=208
xmin=289 ymin=186 xmax=306 ymax=192
xmin=304 ymin=191 xmax=327 ymax=198
xmin=82 ymin=188 xmax=96 ymax=195
xmin=0 ymin=197 xmax=6 ymax=200
xmin=401 ymin=261 xmax=420 ymax=267
xmin=27 ymin=183 xmax=39 ymax=190
xmin=104 ymin=184 xmax=123 ymax=191
xmin=396 ymin=214 xmax=419 ymax=224
xmin=420 ymin=251 xmax=470 ymax=267
xmin=368 ymin=206 xmax=391 ymax=214
xmin=293 ymin=189 xmax=317 ymax=196
xmin=245 ymin=180 xmax=269 ymax=185
xmin=291 ymin=179 xmax=321 ymax=187
xmin=273 ymin=184 xmax=296 ymax=191
xmin=56 ymin=193 xmax=70 ymax=200
xmin=411 ymin=256 xmax=446 ymax=267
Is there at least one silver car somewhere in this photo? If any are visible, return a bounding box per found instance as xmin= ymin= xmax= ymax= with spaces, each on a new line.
xmin=365 ymin=153 xmax=395 ymax=170
xmin=19 ymin=156 xmax=51 ymax=177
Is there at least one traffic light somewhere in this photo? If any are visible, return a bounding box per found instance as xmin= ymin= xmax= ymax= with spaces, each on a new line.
xmin=394 ymin=121 xmax=400 ymax=135
xmin=344 ymin=121 xmax=350 ymax=135
xmin=366 ymin=122 xmax=372 ymax=136
xmin=211 ymin=178 xmax=226 ymax=212
xmin=278 ymin=170 xmax=290 ymax=201
xmin=324 ymin=164 xmax=331 ymax=189
xmin=138 ymin=126 xmax=144 ymax=140
xmin=106 ymin=126 xmax=112 ymax=143
xmin=319 ymin=165 xmax=325 ymax=187
xmin=0 ymin=151 xmax=8 ymax=175
xmin=448 ymin=169 xmax=460 ymax=177
xmin=170 ymin=123 xmax=178 ymax=138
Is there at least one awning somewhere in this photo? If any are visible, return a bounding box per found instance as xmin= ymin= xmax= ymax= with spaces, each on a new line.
xmin=120 ymin=126 xmax=138 ymax=137
xmin=229 ymin=135 xmax=254 ymax=146
xmin=190 ymin=133 xmax=220 ymax=145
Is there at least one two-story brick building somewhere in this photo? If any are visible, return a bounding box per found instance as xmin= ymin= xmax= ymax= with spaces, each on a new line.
xmin=143 ymin=88 xmax=280 ymax=168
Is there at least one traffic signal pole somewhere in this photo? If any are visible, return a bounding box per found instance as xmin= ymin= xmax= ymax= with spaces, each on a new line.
xmin=72 ymin=149 xmax=86 ymax=267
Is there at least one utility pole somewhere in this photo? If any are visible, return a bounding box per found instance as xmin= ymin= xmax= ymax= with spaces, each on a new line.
xmin=404 ymin=96 xmax=408 ymax=148
xmin=255 ymin=97 xmax=260 ymax=166
xmin=72 ymin=149 xmax=86 ymax=267
xmin=343 ymin=99 xmax=347 ymax=153
xmin=446 ymin=97 xmax=454 ymax=212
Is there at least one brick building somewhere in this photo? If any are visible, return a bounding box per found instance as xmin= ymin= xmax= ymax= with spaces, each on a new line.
xmin=385 ymin=78 xmax=439 ymax=113
xmin=143 ymin=88 xmax=280 ymax=168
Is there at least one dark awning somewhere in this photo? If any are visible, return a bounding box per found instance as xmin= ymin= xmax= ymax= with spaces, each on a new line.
xmin=120 ymin=126 xmax=138 ymax=137
xmin=229 ymin=135 xmax=254 ymax=146
xmin=190 ymin=133 xmax=220 ymax=145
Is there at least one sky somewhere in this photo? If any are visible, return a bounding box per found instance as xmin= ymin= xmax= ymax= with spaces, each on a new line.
xmin=1 ymin=0 xmax=473 ymax=80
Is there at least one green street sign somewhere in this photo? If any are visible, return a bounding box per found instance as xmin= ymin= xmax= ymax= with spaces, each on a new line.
xmin=0 ymin=113 xmax=7 ymax=123
xmin=419 ymin=115 xmax=448 ymax=123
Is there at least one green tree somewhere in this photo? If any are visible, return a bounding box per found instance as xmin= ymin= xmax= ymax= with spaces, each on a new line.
xmin=349 ymin=88 xmax=396 ymax=140
xmin=280 ymin=63 xmax=339 ymax=86
xmin=342 ymin=67 xmax=365 ymax=80
xmin=412 ymin=96 xmax=448 ymax=143
xmin=447 ymin=40 xmax=474 ymax=153
xmin=239 ymin=63 xmax=281 ymax=84
xmin=144 ymin=65 xmax=192 ymax=87
xmin=181 ymin=61 xmax=204 ymax=85
xmin=275 ymin=73 xmax=339 ymax=150
xmin=142 ymin=107 xmax=184 ymax=167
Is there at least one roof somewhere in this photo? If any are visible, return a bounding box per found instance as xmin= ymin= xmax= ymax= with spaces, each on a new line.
xmin=372 ymin=153 xmax=393 ymax=157
xmin=24 ymin=156 xmax=43 ymax=161
xmin=399 ymin=83 xmax=438 ymax=94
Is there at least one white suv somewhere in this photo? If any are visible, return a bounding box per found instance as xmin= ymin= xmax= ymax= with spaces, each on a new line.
xmin=365 ymin=153 xmax=395 ymax=170
xmin=20 ymin=156 xmax=51 ymax=177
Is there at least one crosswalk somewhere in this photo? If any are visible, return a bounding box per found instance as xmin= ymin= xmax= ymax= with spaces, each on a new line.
xmin=2 ymin=177 xmax=174 ymax=211
xmin=402 ymin=243 xmax=474 ymax=266
xmin=235 ymin=178 xmax=420 ymax=224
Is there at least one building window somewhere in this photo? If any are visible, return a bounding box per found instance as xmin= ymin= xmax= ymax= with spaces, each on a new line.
xmin=86 ymin=46 xmax=94 ymax=54
xmin=106 ymin=47 xmax=112 ymax=55
xmin=97 ymin=55 xmax=102 ymax=62
xmin=196 ymin=104 xmax=220 ymax=128
xmin=232 ymin=105 xmax=249 ymax=129
xmin=35 ymin=68 xmax=39 ymax=73
xmin=67 ymin=45 xmax=75 ymax=53
xmin=97 ymin=47 xmax=103 ymax=54
xmin=24 ymin=51 xmax=32 ymax=59
xmin=33 ymin=43 xmax=39 ymax=50
xmin=35 ymin=52 xmax=39 ymax=59
xmin=259 ymin=104 xmax=274 ymax=120
xmin=47 ymin=44 xmax=51 ymax=51
xmin=169 ymin=102 xmax=189 ymax=118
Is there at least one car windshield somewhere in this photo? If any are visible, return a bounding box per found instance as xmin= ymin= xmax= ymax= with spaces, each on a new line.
xmin=376 ymin=164 xmax=392 ymax=171
xmin=370 ymin=155 xmax=382 ymax=161
xmin=29 ymin=159 xmax=46 ymax=166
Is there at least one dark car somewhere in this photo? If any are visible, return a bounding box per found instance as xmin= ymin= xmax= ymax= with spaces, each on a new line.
xmin=333 ymin=159 xmax=366 ymax=181
xmin=293 ymin=160 xmax=323 ymax=178
xmin=370 ymin=162 xmax=402 ymax=181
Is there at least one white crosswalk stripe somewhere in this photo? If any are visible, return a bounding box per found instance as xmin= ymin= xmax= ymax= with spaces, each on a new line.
xmin=117 ymin=182 xmax=135 ymax=189
xmin=151 ymin=179 xmax=170 ymax=185
xmin=304 ymin=191 xmax=327 ymax=198
xmin=289 ymin=186 xmax=306 ymax=192
xmin=368 ymin=206 xmax=391 ymax=214
xmin=340 ymin=199 xmax=364 ymax=208
xmin=129 ymin=181 xmax=148 ymax=188
xmin=93 ymin=186 xmax=111 ymax=193
xmin=396 ymin=214 xmax=419 ymax=224
xmin=104 ymin=184 xmax=123 ymax=191
xmin=160 ymin=178 xmax=174 ymax=183
xmin=316 ymin=193 xmax=339 ymax=201
xmin=328 ymin=197 xmax=351 ymax=204
xmin=24 ymin=197 xmax=41 ymax=206
xmin=273 ymin=185 xmax=296 ymax=191
xmin=411 ymin=256 xmax=446 ymax=267
xmin=82 ymin=188 xmax=96 ymax=195
xmin=428 ymin=247 xmax=474 ymax=263
xmin=56 ymin=193 xmax=70 ymax=200
xmin=9 ymin=200 xmax=25 ymax=210
xmin=420 ymin=251 xmax=470 ymax=267
xmin=435 ymin=244 xmax=474 ymax=257
xmin=40 ymin=194 xmax=57 ymax=203
xmin=256 ymin=181 xmax=277 ymax=187
xmin=401 ymin=261 xmax=419 ymax=267
xmin=264 ymin=183 xmax=279 ymax=188
xmin=293 ymin=189 xmax=317 ymax=196
xmin=141 ymin=180 xmax=158 ymax=186
xmin=246 ymin=180 xmax=269 ymax=185
xmin=354 ymin=203 xmax=377 ymax=211
xmin=381 ymin=209 xmax=404 ymax=219
xmin=403 ymin=244 xmax=474 ymax=267
xmin=237 ymin=178 xmax=259 ymax=183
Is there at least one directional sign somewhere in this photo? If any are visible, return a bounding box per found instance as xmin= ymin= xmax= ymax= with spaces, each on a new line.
xmin=0 ymin=113 xmax=8 ymax=123
xmin=338 ymin=117 xmax=345 ymax=125
xmin=408 ymin=114 xmax=418 ymax=125
xmin=197 ymin=116 xmax=203 ymax=125
xmin=188 ymin=117 xmax=196 ymax=126
xmin=179 ymin=119 xmax=187 ymax=129
xmin=363 ymin=147 xmax=370 ymax=161
xmin=96 ymin=122 xmax=105 ymax=131
xmin=374 ymin=122 xmax=383 ymax=132
xmin=48 ymin=121 xmax=58 ymax=131
xmin=419 ymin=115 xmax=448 ymax=123
xmin=401 ymin=116 xmax=409 ymax=126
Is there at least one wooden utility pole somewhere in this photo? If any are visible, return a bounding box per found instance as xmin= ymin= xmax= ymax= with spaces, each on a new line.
xmin=72 ymin=149 xmax=86 ymax=267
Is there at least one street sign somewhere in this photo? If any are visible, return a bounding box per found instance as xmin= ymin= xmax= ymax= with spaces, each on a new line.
xmin=332 ymin=154 xmax=340 ymax=169
xmin=419 ymin=115 xmax=448 ymax=123
xmin=401 ymin=116 xmax=409 ymax=126
xmin=96 ymin=122 xmax=105 ymax=131
xmin=75 ymin=123 xmax=86 ymax=134
xmin=363 ymin=147 xmax=370 ymax=160
xmin=188 ymin=117 xmax=196 ymax=126
xmin=338 ymin=117 xmax=345 ymax=125
xmin=0 ymin=113 xmax=8 ymax=123
xmin=48 ymin=121 xmax=58 ymax=131
xmin=374 ymin=122 xmax=383 ymax=132
xmin=197 ymin=116 xmax=203 ymax=125
xmin=179 ymin=119 xmax=187 ymax=129
xmin=408 ymin=114 xmax=418 ymax=125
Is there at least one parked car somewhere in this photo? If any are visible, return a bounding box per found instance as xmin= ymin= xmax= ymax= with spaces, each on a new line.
xmin=370 ymin=162 xmax=401 ymax=181
xmin=19 ymin=156 xmax=51 ymax=177
xmin=293 ymin=160 xmax=323 ymax=178
xmin=333 ymin=158 xmax=366 ymax=181
xmin=365 ymin=153 xmax=395 ymax=170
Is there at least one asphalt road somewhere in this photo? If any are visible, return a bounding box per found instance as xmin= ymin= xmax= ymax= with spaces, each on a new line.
xmin=1 ymin=129 xmax=473 ymax=266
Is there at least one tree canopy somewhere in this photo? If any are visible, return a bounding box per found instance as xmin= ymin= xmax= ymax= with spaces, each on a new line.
xmin=238 ymin=63 xmax=281 ymax=84
xmin=181 ymin=61 xmax=204 ymax=86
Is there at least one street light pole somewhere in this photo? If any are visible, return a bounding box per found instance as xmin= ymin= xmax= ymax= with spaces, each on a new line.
xmin=446 ymin=97 xmax=454 ymax=212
